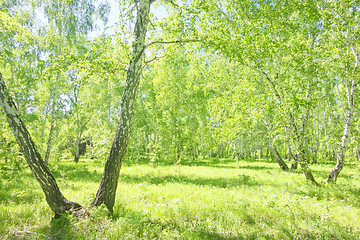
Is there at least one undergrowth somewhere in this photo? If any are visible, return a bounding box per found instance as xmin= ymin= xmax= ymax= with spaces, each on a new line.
xmin=0 ymin=158 xmax=360 ymax=239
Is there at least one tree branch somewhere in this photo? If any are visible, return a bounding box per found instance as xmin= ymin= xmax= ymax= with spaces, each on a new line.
xmin=146 ymin=39 xmax=201 ymax=48
xmin=143 ymin=53 xmax=167 ymax=67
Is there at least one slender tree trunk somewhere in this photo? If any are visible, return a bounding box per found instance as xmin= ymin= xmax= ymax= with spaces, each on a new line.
xmin=328 ymin=2 xmax=358 ymax=181
xmin=313 ymin=111 xmax=320 ymax=164
xmin=284 ymin=138 xmax=287 ymax=160
xmin=290 ymin=154 xmax=298 ymax=170
xmin=287 ymin=137 xmax=292 ymax=162
xmin=328 ymin=79 xmax=356 ymax=182
xmin=193 ymin=142 xmax=198 ymax=160
xmin=260 ymin=136 xmax=263 ymax=158
xmin=233 ymin=139 xmax=237 ymax=159
xmin=323 ymin=105 xmax=328 ymax=155
xmin=176 ymin=127 xmax=182 ymax=164
xmin=250 ymin=137 xmax=253 ymax=158
xmin=91 ymin=0 xmax=153 ymax=212
xmin=75 ymin=136 xmax=81 ymax=163
xmin=0 ymin=73 xmax=81 ymax=215
xmin=44 ymin=77 xmax=59 ymax=165
xmin=328 ymin=112 xmax=336 ymax=160
xmin=44 ymin=118 xmax=55 ymax=165
xmin=266 ymin=137 xmax=269 ymax=158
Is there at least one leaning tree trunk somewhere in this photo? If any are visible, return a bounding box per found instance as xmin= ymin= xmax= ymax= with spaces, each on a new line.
xmin=328 ymin=79 xmax=356 ymax=182
xmin=91 ymin=0 xmax=153 ymax=212
xmin=260 ymin=68 xmax=316 ymax=183
xmin=328 ymin=0 xmax=359 ymax=182
xmin=0 ymin=73 xmax=81 ymax=214
xmin=288 ymin=113 xmax=317 ymax=183
xmin=270 ymin=141 xmax=289 ymax=171
xmin=290 ymin=153 xmax=298 ymax=170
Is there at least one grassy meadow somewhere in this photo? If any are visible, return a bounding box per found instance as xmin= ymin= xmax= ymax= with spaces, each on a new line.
xmin=1 ymin=157 xmax=360 ymax=239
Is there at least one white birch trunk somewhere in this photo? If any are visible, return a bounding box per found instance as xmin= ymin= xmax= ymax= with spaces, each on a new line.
xmin=91 ymin=0 xmax=153 ymax=212
xmin=328 ymin=79 xmax=357 ymax=182
xmin=0 ymin=73 xmax=82 ymax=215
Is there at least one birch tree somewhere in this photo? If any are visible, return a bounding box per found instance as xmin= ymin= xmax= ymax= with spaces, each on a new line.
xmin=0 ymin=73 xmax=82 ymax=214
xmin=323 ymin=0 xmax=359 ymax=182
xmin=188 ymin=0 xmax=323 ymax=182
xmin=91 ymin=0 xmax=155 ymax=212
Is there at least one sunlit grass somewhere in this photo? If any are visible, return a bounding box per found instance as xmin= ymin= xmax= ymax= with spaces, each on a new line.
xmin=1 ymin=158 xmax=360 ymax=239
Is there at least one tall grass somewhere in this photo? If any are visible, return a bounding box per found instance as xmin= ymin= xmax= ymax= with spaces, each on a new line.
xmin=1 ymin=158 xmax=360 ymax=239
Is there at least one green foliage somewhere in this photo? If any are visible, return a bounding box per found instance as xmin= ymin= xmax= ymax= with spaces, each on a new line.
xmin=1 ymin=1 xmax=360 ymax=238
xmin=2 ymin=0 xmax=359 ymax=174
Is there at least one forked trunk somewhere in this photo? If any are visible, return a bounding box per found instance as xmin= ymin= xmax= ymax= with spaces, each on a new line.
xmin=0 ymin=74 xmax=81 ymax=215
xmin=288 ymin=114 xmax=317 ymax=184
xmin=260 ymin=69 xmax=316 ymax=183
xmin=91 ymin=0 xmax=152 ymax=212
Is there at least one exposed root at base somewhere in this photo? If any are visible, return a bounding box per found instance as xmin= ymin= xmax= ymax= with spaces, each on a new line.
xmin=54 ymin=206 xmax=91 ymax=219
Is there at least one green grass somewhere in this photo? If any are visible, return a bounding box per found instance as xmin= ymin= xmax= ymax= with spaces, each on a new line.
xmin=1 ymin=158 xmax=360 ymax=239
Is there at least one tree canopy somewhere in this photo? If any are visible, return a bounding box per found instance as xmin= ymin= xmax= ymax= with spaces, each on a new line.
xmin=0 ymin=0 xmax=359 ymax=216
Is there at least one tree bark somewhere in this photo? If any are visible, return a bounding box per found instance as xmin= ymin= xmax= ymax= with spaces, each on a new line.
xmin=0 ymin=73 xmax=81 ymax=214
xmin=258 ymin=68 xmax=317 ymax=183
xmin=312 ymin=112 xmax=320 ymax=164
xmin=290 ymin=153 xmax=298 ymax=170
xmin=328 ymin=1 xmax=359 ymax=182
xmin=288 ymin=113 xmax=317 ymax=183
xmin=74 ymin=117 xmax=91 ymax=163
xmin=328 ymin=79 xmax=356 ymax=182
xmin=270 ymin=141 xmax=289 ymax=171
xmin=91 ymin=0 xmax=153 ymax=212
xmin=44 ymin=77 xmax=59 ymax=165
xmin=44 ymin=118 xmax=55 ymax=165
xmin=74 ymin=136 xmax=81 ymax=163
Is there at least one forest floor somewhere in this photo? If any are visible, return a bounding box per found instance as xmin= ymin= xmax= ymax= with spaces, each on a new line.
xmin=1 ymin=157 xmax=360 ymax=239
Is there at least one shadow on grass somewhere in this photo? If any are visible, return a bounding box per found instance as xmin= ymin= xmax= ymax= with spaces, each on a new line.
xmin=0 ymin=174 xmax=43 ymax=204
xmin=112 ymin=204 xmax=243 ymax=240
xmin=120 ymin=173 xmax=258 ymax=188
xmin=0 ymin=189 xmax=42 ymax=205
xmin=311 ymin=168 xmax=355 ymax=181
xmin=111 ymin=201 xmax=359 ymax=240
xmin=180 ymin=161 xmax=276 ymax=171
xmin=0 ymin=162 xmax=102 ymax=205
xmin=49 ymin=215 xmax=76 ymax=240
xmin=125 ymin=157 xmax=277 ymax=167
xmin=180 ymin=158 xmax=239 ymax=166
xmin=50 ymin=164 xmax=102 ymax=183
xmin=287 ymin=182 xmax=360 ymax=209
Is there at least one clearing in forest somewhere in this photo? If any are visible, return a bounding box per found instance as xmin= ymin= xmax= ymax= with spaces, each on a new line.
xmin=1 ymin=158 xmax=359 ymax=239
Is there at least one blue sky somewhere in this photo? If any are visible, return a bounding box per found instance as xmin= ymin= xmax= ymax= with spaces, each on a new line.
xmin=88 ymin=0 xmax=168 ymax=39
